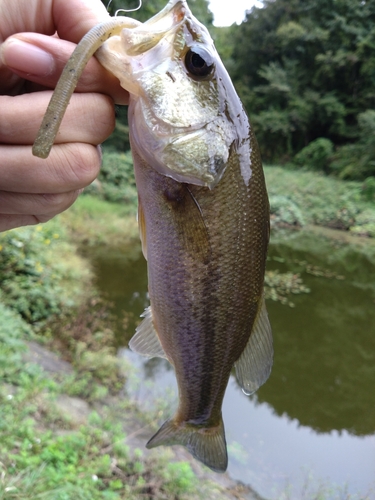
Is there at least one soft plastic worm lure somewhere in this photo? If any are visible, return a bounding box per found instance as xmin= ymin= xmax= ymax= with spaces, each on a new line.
xmin=32 ymin=17 xmax=141 ymax=159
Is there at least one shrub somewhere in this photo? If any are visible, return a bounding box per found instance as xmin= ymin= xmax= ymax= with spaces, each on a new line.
xmin=330 ymin=110 xmax=375 ymax=180
xmin=0 ymin=226 xmax=65 ymax=323
xmin=86 ymin=151 xmax=137 ymax=206
xmin=350 ymin=209 xmax=375 ymax=238
xmin=294 ymin=137 xmax=334 ymax=172
xmin=269 ymin=195 xmax=305 ymax=227
xmin=362 ymin=177 xmax=375 ymax=202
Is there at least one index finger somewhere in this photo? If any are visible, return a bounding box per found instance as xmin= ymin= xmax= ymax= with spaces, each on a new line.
xmin=0 ymin=0 xmax=110 ymax=43
xmin=1 ymin=33 xmax=129 ymax=103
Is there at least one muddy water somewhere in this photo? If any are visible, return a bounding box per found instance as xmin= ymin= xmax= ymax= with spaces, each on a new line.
xmin=90 ymin=227 xmax=375 ymax=499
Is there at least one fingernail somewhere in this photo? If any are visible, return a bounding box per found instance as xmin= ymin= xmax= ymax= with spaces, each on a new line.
xmin=1 ymin=37 xmax=55 ymax=77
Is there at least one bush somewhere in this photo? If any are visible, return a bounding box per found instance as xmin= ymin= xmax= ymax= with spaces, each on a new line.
xmin=0 ymin=303 xmax=33 ymax=383
xmin=330 ymin=110 xmax=375 ymax=180
xmin=85 ymin=151 xmax=137 ymax=206
xmin=269 ymin=195 xmax=305 ymax=227
xmin=362 ymin=176 xmax=375 ymax=202
xmin=294 ymin=138 xmax=334 ymax=172
xmin=0 ymin=226 xmax=65 ymax=323
xmin=350 ymin=209 xmax=375 ymax=237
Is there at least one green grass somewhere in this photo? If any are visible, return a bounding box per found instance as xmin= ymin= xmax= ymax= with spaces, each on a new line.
xmin=265 ymin=166 xmax=375 ymax=236
xmin=59 ymin=195 xmax=138 ymax=248
xmin=1 ymin=163 xmax=374 ymax=499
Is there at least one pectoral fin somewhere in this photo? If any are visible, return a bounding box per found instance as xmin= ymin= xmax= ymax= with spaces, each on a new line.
xmin=129 ymin=306 xmax=167 ymax=359
xmin=234 ymin=296 xmax=273 ymax=395
xmin=167 ymin=185 xmax=211 ymax=263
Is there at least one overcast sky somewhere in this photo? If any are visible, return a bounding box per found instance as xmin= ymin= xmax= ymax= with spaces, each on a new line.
xmin=208 ymin=0 xmax=263 ymax=26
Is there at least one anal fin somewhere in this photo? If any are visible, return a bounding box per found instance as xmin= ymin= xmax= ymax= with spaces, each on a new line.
xmin=234 ymin=295 xmax=273 ymax=395
xmin=129 ymin=306 xmax=167 ymax=359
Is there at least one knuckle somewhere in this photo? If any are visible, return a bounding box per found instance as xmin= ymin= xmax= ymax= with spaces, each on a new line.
xmin=33 ymin=191 xmax=78 ymax=217
xmin=54 ymin=144 xmax=101 ymax=190
xmin=88 ymin=94 xmax=116 ymax=142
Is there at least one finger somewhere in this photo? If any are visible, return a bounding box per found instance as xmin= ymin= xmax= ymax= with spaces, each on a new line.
xmin=0 ymin=92 xmax=115 ymax=145
xmin=0 ymin=144 xmax=101 ymax=193
xmin=0 ymin=215 xmax=43 ymax=232
xmin=0 ymin=189 xmax=80 ymax=217
xmin=0 ymin=0 xmax=111 ymax=94
xmin=0 ymin=0 xmax=110 ymax=43
xmin=0 ymin=34 xmax=129 ymax=103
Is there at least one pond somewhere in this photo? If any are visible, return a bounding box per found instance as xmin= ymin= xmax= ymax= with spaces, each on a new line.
xmin=90 ymin=227 xmax=375 ymax=500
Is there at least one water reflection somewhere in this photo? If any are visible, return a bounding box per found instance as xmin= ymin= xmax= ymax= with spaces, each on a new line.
xmin=89 ymin=228 xmax=375 ymax=498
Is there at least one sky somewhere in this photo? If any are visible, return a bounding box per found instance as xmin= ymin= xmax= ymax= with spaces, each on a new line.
xmin=208 ymin=0 xmax=263 ymax=26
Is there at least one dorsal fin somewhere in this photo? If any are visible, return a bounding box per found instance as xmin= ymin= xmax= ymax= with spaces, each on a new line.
xmin=234 ymin=296 xmax=273 ymax=395
xmin=129 ymin=306 xmax=167 ymax=359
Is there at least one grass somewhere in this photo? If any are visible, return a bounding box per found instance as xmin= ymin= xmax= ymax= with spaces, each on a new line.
xmin=1 ymin=160 xmax=374 ymax=499
xmin=265 ymin=166 xmax=375 ymax=236
xmin=59 ymin=195 xmax=138 ymax=248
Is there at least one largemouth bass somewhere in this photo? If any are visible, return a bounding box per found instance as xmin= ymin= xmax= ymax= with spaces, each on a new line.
xmin=32 ymin=0 xmax=273 ymax=473
xmin=96 ymin=0 xmax=273 ymax=473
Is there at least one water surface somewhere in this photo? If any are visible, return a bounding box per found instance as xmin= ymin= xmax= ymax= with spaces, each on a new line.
xmin=90 ymin=227 xmax=375 ymax=499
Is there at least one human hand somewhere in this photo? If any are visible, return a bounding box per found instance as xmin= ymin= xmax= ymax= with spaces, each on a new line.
xmin=0 ymin=0 xmax=129 ymax=232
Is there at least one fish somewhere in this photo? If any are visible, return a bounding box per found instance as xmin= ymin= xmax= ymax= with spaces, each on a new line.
xmin=32 ymin=0 xmax=273 ymax=474
xmin=96 ymin=0 xmax=273 ymax=473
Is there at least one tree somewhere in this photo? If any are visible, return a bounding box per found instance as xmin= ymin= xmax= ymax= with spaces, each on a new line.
xmin=231 ymin=0 xmax=375 ymax=174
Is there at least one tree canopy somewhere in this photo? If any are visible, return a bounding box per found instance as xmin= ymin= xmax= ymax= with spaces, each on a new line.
xmin=230 ymin=0 xmax=375 ymax=178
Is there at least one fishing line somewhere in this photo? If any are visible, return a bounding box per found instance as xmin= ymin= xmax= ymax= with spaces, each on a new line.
xmin=107 ymin=0 xmax=142 ymax=15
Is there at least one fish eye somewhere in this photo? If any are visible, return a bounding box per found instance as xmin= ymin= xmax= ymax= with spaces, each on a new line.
xmin=184 ymin=47 xmax=214 ymax=78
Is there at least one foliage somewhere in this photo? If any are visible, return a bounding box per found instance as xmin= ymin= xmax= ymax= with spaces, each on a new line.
xmin=361 ymin=176 xmax=375 ymax=201
xmin=294 ymin=137 xmax=334 ymax=172
xmin=102 ymin=107 xmax=130 ymax=152
xmin=59 ymin=194 xmax=138 ymax=248
xmin=330 ymin=109 xmax=375 ymax=179
xmin=264 ymin=270 xmax=310 ymax=307
xmin=0 ymin=382 xmax=203 ymax=500
xmin=269 ymin=195 xmax=305 ymax=227
xmin=46 ymin=297 xmax=127 ymax=401
xmin=230 ymin=0 xmax=375 ymax=177
xmin=265 ymin=166 xmax=375 ymax=233
xmin=0 ymin=225 xmax=75 ymax=324
xmin=0 ymin=303 xmax=34 ymax=384
xmin=85 ymin=150 xmax=137 ymax=205
xmin=350 ymin=209 xmax=375 ymax=238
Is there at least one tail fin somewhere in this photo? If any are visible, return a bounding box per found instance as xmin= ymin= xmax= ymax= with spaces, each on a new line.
xmin=146 ymin=417 xmax=228 ymax=473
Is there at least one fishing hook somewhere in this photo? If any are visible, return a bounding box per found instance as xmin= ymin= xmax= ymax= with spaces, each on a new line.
xmin=107 ymin=0 xmax=142 ymax=15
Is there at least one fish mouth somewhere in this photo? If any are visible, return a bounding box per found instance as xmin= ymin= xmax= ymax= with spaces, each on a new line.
xmin=96 ymin=0 xmax=189 ymax=97
xmin=120 ymin=0 xmax=187 ymax=58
